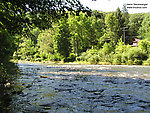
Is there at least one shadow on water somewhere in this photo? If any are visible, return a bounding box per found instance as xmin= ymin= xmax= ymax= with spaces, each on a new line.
xmin=0 ymin=62 xmax=20 ymax=112
xmin=1 ymin=62 xmax=150 ymax=112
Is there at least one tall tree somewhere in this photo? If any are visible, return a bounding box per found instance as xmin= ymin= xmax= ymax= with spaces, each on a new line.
xmin=121 ymin=4 xmax=129 ymax=27
xmin=53 ymin=17 xmax=71 ymax=59
xmin=115 ymin=7 xmax=124 ymax=41
xmin=89 ymin=14 xmax=104 ymax=48
xmin=68 ymin=12 xmax=89 ymax=55
xmin=128 ymin=13 xmax=144 ymax=38
xmin=102 ymin=12 xmax=116 ymax=46
xmin=37 ymin=28 xmax=54 ymax=55
xmin=102 ymin=8 xmax=124 ymax=45
xmin=138 ymin=13 xmax=150 ymax=40
xmin=68 ymin=12 xmax=104 ymax=55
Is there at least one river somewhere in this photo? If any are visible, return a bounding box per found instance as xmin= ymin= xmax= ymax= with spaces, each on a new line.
xmin=1 ymin=62 xmax=150 ymax=112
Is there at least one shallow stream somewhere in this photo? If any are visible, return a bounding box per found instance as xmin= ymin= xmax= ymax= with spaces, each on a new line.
xmin=2 ymin=63 xmax=150 ymax=112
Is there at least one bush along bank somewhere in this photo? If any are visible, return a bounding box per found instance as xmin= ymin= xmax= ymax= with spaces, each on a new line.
xmin=13 ymin=39 xmax=150 ymax=65
xmin=76 ymin=39 xmax=150 ymax=65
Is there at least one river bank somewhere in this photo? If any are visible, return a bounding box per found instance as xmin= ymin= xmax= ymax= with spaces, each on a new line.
xmin=12 ymin=60 xmax=150 ymax=66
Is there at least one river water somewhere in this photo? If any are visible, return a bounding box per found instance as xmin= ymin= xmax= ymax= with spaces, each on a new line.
xmin=2 ymin=62 xmax=150 ymax=112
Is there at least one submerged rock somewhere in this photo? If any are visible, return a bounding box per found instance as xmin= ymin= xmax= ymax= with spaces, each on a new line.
xmin=40 ymin=75 xmax=48 ymax=78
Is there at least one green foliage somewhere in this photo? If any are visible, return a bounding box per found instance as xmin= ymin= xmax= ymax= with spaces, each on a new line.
xmin=143 ymin=55 xmax=150 ymax=65
xmin=1 ymin=4 xmax=147 ymax=65
xmin=76 ymin=39 xmax=149 ymax=65
xmin=115 ymin=39 xmax=127 ymax=54
xmin=112 ymin=39 xmax=127 ymax=64
xmin=0 ymin=0 xmax=88 ymax=64
xmin=49 ymin=54 xmax=61 ymax=61
xmin=121 ymin=4 xmax=129 ymax=27
xmin=16 ymin=37 xmax=37 ymax=61
xmin=100 ymin=43 xmax=114 ymax=62
xmin=13 ymin=27 xmax=40 ymax=61
xmin=0 ymin=0 xmax=87 ymax=33
xmin=102 ymin=8 xmax=127 ymax=46
xmin=53 ymin=17 xmax=72 ymax=59
xmin=139 ymin=40 xmax=150 ymax=54
xmin=76 ymin=43 xmax=114 ymax=64
xmin=112 ymin=39 xmax=148 ymax=65
xmin=0 ymin=62 xmax=19 ymax=84
xmin=0 ymin=29 xmax=15 ymax=63
xmin=37 ymin=28 xmax=54 ymax=55
xmin=68 ymin=12 xmax=104 ymax=55
xmin=76 ymin=49 xmax=98 ymax=63
xmin=129 ymin=13 xmax=144 ymax=37
xmin=104 ymin=13 xmax=116 ymax=45
xmin=124 ymin=47 xmax=147 ymax=65
xmin=100 ymin=29 xmax=115 ymax=46
xmin=138 ymin=13 xmax=150 ymax=39
xmin=102 ymin=42 xmax=114 ymax=54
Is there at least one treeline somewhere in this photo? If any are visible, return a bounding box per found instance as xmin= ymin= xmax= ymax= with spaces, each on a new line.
xmin=0 ymin=0 xmax=88 ymax=84
xmin=12 ymin=8 xmax=150 ymax=65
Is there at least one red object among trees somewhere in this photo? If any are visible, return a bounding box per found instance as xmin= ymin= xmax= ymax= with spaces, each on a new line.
xmin=131 ymin=38 xmax=140 ymax=47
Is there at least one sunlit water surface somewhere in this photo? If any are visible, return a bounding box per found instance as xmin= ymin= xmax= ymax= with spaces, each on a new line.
xmin=2 ymin=63 xmax=150 ymax=112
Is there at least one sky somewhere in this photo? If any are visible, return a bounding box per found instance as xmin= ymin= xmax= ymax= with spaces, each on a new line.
xmin=79 ymin=0 xmax=150 ymax=14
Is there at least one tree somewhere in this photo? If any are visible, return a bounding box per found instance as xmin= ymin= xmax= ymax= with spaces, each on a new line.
xmin=138 ymin=13 xmax=150 ymax=40
xmin=102 ymin=12 xmax=116 ymax=46
xmin=68 ymin=12 xmax=104 ymax=55
xmin=0 ymin=0 xmax=88 ymax=34
xmin=102 ymin=8 xmax=124 ymax=46
xmin=115 ymin=7 xmax=124 ymax=42
xmin=68 ymin=12 xmax=89 ymax=55
xmin=139 ymin=40 xmax=150 ymax=54
xmin=89 ymin=14 xmax=104 ymax=48
xmin=0 ymin=29 xmax=14 ymax=63
xmin=128 ymin=13 xmax=144 ymax=40
xmin=121 ymin=4 xmax=129 ymax=44
xmin=13 ymin=27 xmax=40 ymax=60
xmin=37 ymin=28 xmax=54 ymax=55
xmin=121 ymin=4 xmax=129 ymax=27
xmin=53 ymin=17 xmax=72 ymax=59
xmin=15 ymin=35 xmax=36 ymax=61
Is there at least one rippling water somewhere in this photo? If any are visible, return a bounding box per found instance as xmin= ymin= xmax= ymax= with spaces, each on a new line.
xmin=2 ymin=63 xmax=150 ymax=112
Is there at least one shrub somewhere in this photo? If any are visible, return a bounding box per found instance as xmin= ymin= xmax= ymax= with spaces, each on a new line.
xmin=76 ymin=49 xmax=99 ymax=62
xmin=123 ymin=47 xmax=148 ymax=65
xmin=127 ymin=60 xmax=134 ymax=65
xmin=139 ymin=40 xmax=150 ymax=54
xmin=133 ymin=59 xmax=143 ymax=65
xmin=52 ymin=54 xmax=61 ymax=61
xmin=112 ymin=54 xmax=122 ymax=65
xmin=75 ymin=41 xmax=148 ymax=65
xmin=143 ymin=54 xmax=150 ymax=65
xmin=126 ymin=47 xmax=147 ymax=60
xmin=87 ymin=55 xmax=100 ymax=64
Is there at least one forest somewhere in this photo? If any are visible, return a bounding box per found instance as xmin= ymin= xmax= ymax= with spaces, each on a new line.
xmin=1 ymin=1 xmax=150 ymax=67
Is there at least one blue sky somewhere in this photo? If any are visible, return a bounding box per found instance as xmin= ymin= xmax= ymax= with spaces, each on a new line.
xmin=80 ymin=0 xmax=150 ymax=14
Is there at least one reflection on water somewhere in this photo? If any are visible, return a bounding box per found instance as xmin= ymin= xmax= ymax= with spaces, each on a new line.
xmin=1 ymin=62 xmax=150 ymax=112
